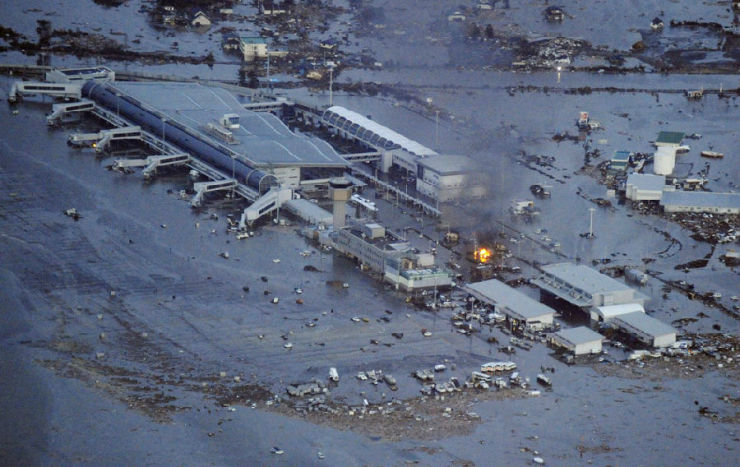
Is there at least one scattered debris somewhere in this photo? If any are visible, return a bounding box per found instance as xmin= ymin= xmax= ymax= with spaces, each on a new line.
xmin=63 ymin=208 xmax=82 ymax=220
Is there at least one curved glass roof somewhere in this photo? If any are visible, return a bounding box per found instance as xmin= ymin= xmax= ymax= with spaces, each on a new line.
xmin=322 ymin=106 xmax=438 ymax=157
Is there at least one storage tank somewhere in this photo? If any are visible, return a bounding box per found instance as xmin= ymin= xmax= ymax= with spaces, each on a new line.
xmin=653 ymin=147 xmax=675 ymax=175
xmin=625 ymin=268 xmax=649 ymax=286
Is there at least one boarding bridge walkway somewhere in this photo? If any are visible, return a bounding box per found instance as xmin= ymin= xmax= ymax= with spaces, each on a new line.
xmin=342 ymin=151 xmax=382 ymax=163
xmin=8 ymin=81 xmax=81 ymax=102
xmin=47 ymin=99 xmax=96 ymax=125
xmin=239 ymin=187 xmax=293 ymax=229
xmin=191 ymin=180 xmax=238 ymax=207
xmin=112 ymin=153 xmax=190 ymax=178
xmin=91 ymin=106 xmax=261 ymax=203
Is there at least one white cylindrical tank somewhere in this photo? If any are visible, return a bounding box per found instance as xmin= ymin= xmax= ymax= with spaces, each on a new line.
xmin=653 ymin=147 xmax=675 ymax=175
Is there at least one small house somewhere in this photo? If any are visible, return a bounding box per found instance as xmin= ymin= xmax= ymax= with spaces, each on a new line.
xmin=190 ymin=9 xmax=212 ymax=28
xmin=222 ymin=32 xmax=241 ymax=52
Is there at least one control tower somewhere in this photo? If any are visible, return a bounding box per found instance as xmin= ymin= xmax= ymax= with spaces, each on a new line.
xmin=329 ymin=177 xmax=352 ymax=229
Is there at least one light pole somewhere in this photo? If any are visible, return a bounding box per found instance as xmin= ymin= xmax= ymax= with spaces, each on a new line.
xmin=328 ymin=62 xmax=335 ymax=106
xmin=434 ymin=110 xmax=440 ymax=149
xmin=161 ymin=118 xmax=166 ymax=149
xmin=556 ymin=65 xmax=562 ymax=84
xmin=231 ymin=155 xmax=236 ymax=199
xmin=588 ymin=207 xmax=595 ymax=238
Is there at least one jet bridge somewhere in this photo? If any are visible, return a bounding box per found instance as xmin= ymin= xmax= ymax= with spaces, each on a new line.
xmin=111 ymin=153 xmax=190 ymax=178
xmin=8 ymin=81 xmax=82 ymax=102
xmin=46 ymin=99 xmax=96 ymax=125
xmin=191 ymin=180 xmax=238 ymax=207
xmin=238 ymin=187 xmax=293 ymax=229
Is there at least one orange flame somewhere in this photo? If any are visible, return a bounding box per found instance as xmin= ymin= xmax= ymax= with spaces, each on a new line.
xmin=475 ymin=248 xmax=491 ymax=263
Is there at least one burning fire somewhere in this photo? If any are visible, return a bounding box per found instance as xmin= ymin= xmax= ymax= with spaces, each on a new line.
xmin=475 ymin=248 xmax=491 ymax=263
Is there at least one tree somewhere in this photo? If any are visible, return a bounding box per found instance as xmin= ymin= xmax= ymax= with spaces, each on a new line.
xmin=485 ymin=24 xmax=494 ymax=40
xmin=468 ymin=23 xmax=480 ymax=41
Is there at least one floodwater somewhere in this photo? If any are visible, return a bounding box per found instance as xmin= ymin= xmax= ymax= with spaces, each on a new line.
xmin=1 ymin=0 xmax=739 ymax=465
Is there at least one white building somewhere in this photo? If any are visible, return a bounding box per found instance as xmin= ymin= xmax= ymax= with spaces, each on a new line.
xmin=239 ymin=37 xmax=268 ymax=62
xmin=611 ymin=311 xmax=676 ymax=348
xmin=463 ymin=279 xmax=556 ymax=331
xmin=653 ymin=146 xmax=676 ymax=175
xmin=661 ymin=191 xmax=740 ymax=214
xmin=625 ymin=173 xmax=666 ymax=201
xmin=591 ymin=303 xmax=645 ymax=322
xmin=190 ymin=10 xmax=211 ymax=27
xmin=551 ymin=327 xmax=604 ymax=355
xmin=532 ymin=263 xmax=649 ymax=309
xmin=416 ymin=155 xmax=485 ymax=202
xmin=46 ymin=66 xmax=115 ymax=83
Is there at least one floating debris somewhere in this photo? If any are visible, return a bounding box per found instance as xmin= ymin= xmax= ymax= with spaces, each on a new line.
xmin=63 ymin=208 xmax=82 ymax=220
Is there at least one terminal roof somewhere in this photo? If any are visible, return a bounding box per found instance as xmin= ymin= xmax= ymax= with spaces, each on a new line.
xmin=323 ymin=105 xmax=437 ymax=157
xmin=113 ymin=82 xmax=347 ymax=168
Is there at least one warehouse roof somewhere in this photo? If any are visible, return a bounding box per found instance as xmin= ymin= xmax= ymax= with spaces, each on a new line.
xmin=464 ymin=279 xmax=555 ymax=321
xmin=541 ymin=263 xmax=632 ymax=295
xmin=655 ymin=131 xmax=684 ymax=145
xmin=554 ymin=326 xmax=604 ymax=346
xmin=113 ymin=82 xmax=347 ymax=168
xmin=612 ymin=311 xmax=676 ymax=338
xmin=594 ymin=303 xmax=645 ymax=320
xmin=419 ymin=155 xmax=478 ymax=175
xmin=626 ymin=173 xmax=666 ymax=191
xmin=661 ymin=191 xmax=740 ymax=209
xmin=322 ymin=106 xmax=438 ymax=157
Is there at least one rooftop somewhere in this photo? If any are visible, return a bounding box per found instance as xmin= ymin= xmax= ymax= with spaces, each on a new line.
xmin=112 ymin=82 xmax=347 ymax=168
xmin=464 ymin=279 xmax=556 ymax=320
xmin=612 ymin=150 xmax=631 ymax=162
xmin=656 ymin=131 xmax=685 ymax=145
xmin=419 ymin=155 xmax=478 ymax=175
xmin=554 ymin=326 xmax=604 ymax=346
xmin=626 ymin=173 xmax=666 ymax=191
xmin=540 ymin=263 xmax=633 ymax=296
xmin=58 ymin=66 xmax=112 ymax=76
xmin=322 ymin=106 xmax=437 ymax=157
xmin=612 ymin=311 xmax=676 ymax=338
xmin=240 ymin=37 xmax=267 ymax=44
xmin=661 ymin=191 xmax=740 ymax=209
xmin=595 ymin=303 xmax=645 ymax=320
